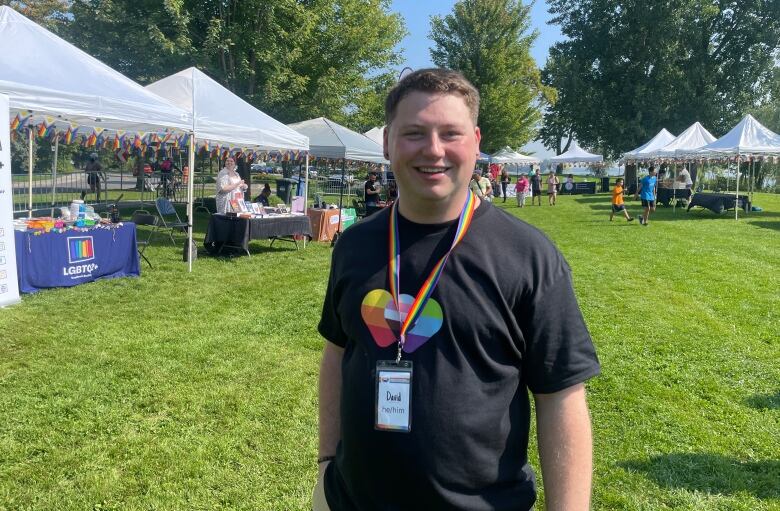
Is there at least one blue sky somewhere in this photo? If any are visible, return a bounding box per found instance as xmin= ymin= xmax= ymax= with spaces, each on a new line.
xmin=389 ymin=0 xmax=563 ymax=70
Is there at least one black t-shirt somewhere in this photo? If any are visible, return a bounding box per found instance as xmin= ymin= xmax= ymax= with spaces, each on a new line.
xmin=531 ymin=174 xmax=542 ymax=190
xmin=364 ymin=181 xmax=380 ymax=204
xmin=318 ymin=201 xmax=600 ymax=511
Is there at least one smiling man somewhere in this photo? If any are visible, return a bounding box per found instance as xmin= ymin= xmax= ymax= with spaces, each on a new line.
xmin=316 ymin=68 xmax=600 ymax=511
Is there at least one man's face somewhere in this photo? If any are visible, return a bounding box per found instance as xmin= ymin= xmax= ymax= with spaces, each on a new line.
xmin=385 ymin=92 xmax=480 ymax=211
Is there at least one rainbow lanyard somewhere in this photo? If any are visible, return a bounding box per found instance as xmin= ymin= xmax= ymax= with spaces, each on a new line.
xmin=388 ymin=192 xmax=477 ymax=362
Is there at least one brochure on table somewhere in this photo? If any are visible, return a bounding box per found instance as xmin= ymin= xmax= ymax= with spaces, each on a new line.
xmin=0 ymin=94 xmax=20 ymax=307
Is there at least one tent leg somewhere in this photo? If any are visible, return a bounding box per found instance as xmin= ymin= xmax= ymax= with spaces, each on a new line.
xmin=51 ymin=130 xmax=59 ymax=216
xmin=28 ymin=126 xmax=34 ymax=218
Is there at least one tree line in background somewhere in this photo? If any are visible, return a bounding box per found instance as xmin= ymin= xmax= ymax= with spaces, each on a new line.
xmin=6 ymin=0 xmax=778 ymax=164
xmin=4 ymin=0 xmax=550 ymax=156
xmin=538 ymin=0 xmax=780 ymax=159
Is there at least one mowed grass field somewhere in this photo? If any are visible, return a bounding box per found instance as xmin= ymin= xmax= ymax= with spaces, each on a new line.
xmin=1 ymin=191 xmax=778 ymax=510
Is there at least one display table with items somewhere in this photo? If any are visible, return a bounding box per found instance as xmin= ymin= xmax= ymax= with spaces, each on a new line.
xmin=204 ymin=213 xmax=312 ymax=255
xmin=656 ymin=187 xmax=692 ymax=206
xmin=687 ymin=192 xmax=749 ymax=214
xmin=307 ymin=208 xmax=357 ymax=242
xmin=560 ymin=181 xmax=597 ymax=194
xmin=13 ymin=219 xmax=139 ymax=294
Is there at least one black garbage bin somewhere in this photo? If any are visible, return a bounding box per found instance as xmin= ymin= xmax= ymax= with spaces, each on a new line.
xmin=601 ymin=177 xmax=611 ymax=193
xmin=276 ymin=178 xmax=296 ymax=203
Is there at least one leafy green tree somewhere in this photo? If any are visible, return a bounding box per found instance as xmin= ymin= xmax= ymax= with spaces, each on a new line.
xmin=542 ymin=0 xmax=780 ymax=159
xmin=64 ymin=0 xmax=405 ymax=127
xmin=3 ymin=0 xmax=69 ymax=31
xmin=67 ymin=0 xmax=193 ymax=84
xmin=429 ymin=0 xmax=551 ymax=154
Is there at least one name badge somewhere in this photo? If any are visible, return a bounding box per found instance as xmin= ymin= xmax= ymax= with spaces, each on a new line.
xmin=375 ymin=360 xmax=413 ymax=433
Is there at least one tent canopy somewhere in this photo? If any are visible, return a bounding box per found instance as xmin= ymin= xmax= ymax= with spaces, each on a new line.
xmin=363 ymin=126 xmax=385 ymax=146
xmin=146 ymin=67 xmax=308 ymax=151
xmin=549 ymin=140 xmax=603 ymax=163
xmin=654 ymin=122 xmax=716 ymax=158
xmin=288 ymin=117 xmax=387 ymax=164
xmin=491 ymin=147 xmax=541 ymax=164
xmin=682 ymin=114 xmax=780 ymax=157
xmin=623 ymin=129 xmax=676 ymax=160
xmin=0 ymin=6 xmax=190 ymax=133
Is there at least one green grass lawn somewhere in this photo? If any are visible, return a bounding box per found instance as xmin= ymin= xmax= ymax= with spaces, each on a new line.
xmin=1 ymin=192 xmax=778 ymax=510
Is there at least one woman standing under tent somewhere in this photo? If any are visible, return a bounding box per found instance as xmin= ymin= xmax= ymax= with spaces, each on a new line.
xmin=215 ymin=157 xmax=247 ymax=213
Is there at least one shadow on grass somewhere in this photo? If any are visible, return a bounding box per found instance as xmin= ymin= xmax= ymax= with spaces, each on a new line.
xmin=621 ymin=454 xmax=780 ymax=499
xmin=748 ymin=221 xmax=780 ymax=232
xmin=745 ymin=390 xmax=780 ymax=410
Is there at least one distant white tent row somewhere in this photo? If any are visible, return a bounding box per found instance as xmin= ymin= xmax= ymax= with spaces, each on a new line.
xmin=549 ymin=140 xmax=603 ymax=165
xmin=490 ymin=147 xmax=541 ymax=165
xmin=623 ymin=115 xmax=780 ymax=163
xmin=624 ymin=115 xmax=780 ymax=220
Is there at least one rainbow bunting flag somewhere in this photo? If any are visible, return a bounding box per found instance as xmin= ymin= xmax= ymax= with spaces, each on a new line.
xmin=86 ymin=132 xmax=97 ymax=147
xmin=36 ymin=122 xmax=48 ymax=137
xmin=10 ymin=114 xmax=21 ymax=131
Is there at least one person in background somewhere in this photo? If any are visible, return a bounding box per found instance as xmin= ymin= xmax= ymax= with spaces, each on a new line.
xmin=85 ymin=152 xmax=102 ymax=201
xmin=610 ymin=178 xmax=634 ymax=222
xmin=636 ymin=166 xmax=658 ymax=226
xmin=386 ymin=180 xmax=398 ymax=204
xmin=160 ymin=156 xmax=174 ymax=198
xmin=215 ymin=157 xmax=247 ymax=213
xmin=254 ymin=183 xmax=272 ymax=207
xmin=515 ymin=174 xmax=530 ymax=207
xmin=364 ymin=172 xmax=382 ymax=216
xmin=530 ymin=168 xmax=542 ymax=206
xmin=547 ymin=171 xmax=560 ymax=206
xmin=316 ymin=67 xmax=599 ymax=511
xmin=500 ymin=167 xmax=511 ymax=203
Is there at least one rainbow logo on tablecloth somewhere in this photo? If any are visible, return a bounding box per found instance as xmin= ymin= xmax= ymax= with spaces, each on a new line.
xmin=67 ymin=236 xmax=95 ymax=263
xmin=361 ymin=289 xmax=443 ymax=353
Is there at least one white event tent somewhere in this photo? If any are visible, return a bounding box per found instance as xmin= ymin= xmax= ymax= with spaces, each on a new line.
xmin=0 ymin=6 xmax=192 ymax=216
xmin=680 ymin=114 xmax=780 ymax=219
xmin=549 ymin=140 xmax=603 ymax=165
xmin=653 ymin=122 xmax=716 ymax=159
xmin=288 ymin=117 xmax=387 ymax=164
xmin=288 ymin=117 xmax=387 ymax=236
xmin=363 ymin=126 xmax=385 ymax=146
xmin=146 ymin=67 xmax=310 ymax=271
xmin=491 ymin=147 xmax=541 ymax=165
xmin=622 ymin=129 xmax=676 ymax=162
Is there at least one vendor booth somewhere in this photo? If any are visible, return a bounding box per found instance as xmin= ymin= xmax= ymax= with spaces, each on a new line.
xmin=1 ymin=7 xmax=191 ymax=294
xmin=678 ymin=114 xmax=780 ymax=219
xmin=146 ymin=67 xmax=309 ymax=264
xmin=288 ymin=117 xmax=387 ymax=241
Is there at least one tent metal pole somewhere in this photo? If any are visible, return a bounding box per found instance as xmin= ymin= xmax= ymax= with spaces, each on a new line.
xmin=187 ymin=133 xmax=195 ymax=272
xmin=735 ymin=153 xmax=740 ymax=220
xmin=51 ymin=130 xmax=58 ymax=216
xmin=27 ymin=126 xmax=33 ymax=218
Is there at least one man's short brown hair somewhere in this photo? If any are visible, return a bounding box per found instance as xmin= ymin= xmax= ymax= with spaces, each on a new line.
xmin=385 ymin=68 xmax=480 ymax=126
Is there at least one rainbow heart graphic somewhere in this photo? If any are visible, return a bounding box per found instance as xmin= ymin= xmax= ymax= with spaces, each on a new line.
xmin=361 ymin=289 xmax=443 ymax=353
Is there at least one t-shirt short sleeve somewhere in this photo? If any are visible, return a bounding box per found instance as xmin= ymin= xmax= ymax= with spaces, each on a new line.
xmin=519 ymin=264 xmax=600 ymax=394
xmin=318 ymin=252 xmax=349 ymax=348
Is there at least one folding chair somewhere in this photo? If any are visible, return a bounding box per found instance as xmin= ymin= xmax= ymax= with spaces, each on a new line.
xmin=131 ymin=212 xmax=159 ymax=268
xmin=155 ymin=197 xmax=189 ymax=245
xmin=352 ymin=198 xmax=366 ymax=219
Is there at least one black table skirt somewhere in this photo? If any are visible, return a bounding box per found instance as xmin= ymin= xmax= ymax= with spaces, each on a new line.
xmin=656 ymin=188 xmax=691 ymax=206
xmin=204 ymin=214 xmax=312 ymax=254
xmin=687 ymin=193 xmax=749 ymax=214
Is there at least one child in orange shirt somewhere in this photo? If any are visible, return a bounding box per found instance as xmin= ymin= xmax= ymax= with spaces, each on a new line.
xmin=610 ymin=178 xmax=634 ymax=222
